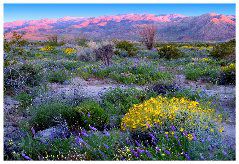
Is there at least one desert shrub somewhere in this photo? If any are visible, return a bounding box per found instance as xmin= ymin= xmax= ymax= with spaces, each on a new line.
xmin=4 ymin=64 xmax=41 ymax=95
xmin=121 ymin=96 xmax=219 ymax=132
xmin=101 ymin=88 xmax=157 ymax=127
xmin=74 ymin=100 xmax=108 ymax=130
xmin=15 ymin=92 xmax=33 ymax=109
xmin=94 ymin=44 xmax=114 ymax=66
xmin=40 ymin=45 xmax=55 ymax=52
xmin=4 ymin=32 xmax=28 ymax=55
xmin=219 ymin=63 xmax=235 ymax=85
xmin=77 ymin=47 xmax=96 ymax=62
xmin=210 ymin=40 xmax=235 ymax=59
xmin=29 ymin=103 xmax=78 ymax=131
xmin=138 ymin=24 xmax=157 ymax=50
xmin=115 ymin=41 xmax=138 ymax=57
xmin=184 ymin=62 xmax=220 ymax=83
xmin=63 ymin=47 xmax=77 ymax=55
xmin=35 ymin=53 xmax=44 ymax=59
xmin=45 ymin=34 xmax=64 ymax=46
xmin=157 ymin=45 xmax=182 ymax=59
xmin=75 ymin=37 xmax=88 ymax=47
xmin=47 ymin=70 xmax=69 ymax=84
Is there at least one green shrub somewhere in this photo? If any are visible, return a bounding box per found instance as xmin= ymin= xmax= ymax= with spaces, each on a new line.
xmin=29 ymin=103 xmax=78 ymax=131
xmin=74 ymin=100 xmax=108 ymax=130
xmin=4 ymin=64 xmax=41 ymax=95
xmin=101 ymin=88 xmax=157 ymax=127
xmin=62 ymin=61 xmax=78 ymax=71
xmin=15 ymin=92 xmax=33 ymax=109
xmin=210 ymin=40 xmax=235 ymax=59
xmin=75 ymin=37 xmax=88 ymax=47
xmin=115 ymin=41 xmax=138 ymax=57
xmin=184 ymin=62 xmax=220 ymax=83
xmin=219 ymin=63 xmax=235 ymax=85
xmin=157 ymin=45 xmax=182 ymax=59
xmin=47 ymin=70 xmax=69 ymax=84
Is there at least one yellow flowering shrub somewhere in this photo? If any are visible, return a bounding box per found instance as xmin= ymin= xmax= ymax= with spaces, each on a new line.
xmin=40 ymin=45 xmax=55 ymax=52
xmin=221 ymin=63 xmax=235 ymax=72
xmin=121 ymin=96 xmax=219 ymax=132
xmin=64 ymin=47 xmax=76 ymax=55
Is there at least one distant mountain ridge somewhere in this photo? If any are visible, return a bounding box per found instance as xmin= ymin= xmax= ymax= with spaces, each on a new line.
xmin=4 ymin=13 xmax=235 ymax=42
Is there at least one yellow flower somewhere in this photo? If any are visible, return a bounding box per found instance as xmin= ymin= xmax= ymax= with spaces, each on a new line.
xmin=180 ymin=128 xmax=184 ymax=132
xmin=187 ymin=133 xmax=194 ymax=141
xmin=219 ymin=127 xmax=224 ymax=133
xmin=64 ymin=47 xmax=76 ymax=55
xmin=120 ymin=95 xmax=217 ymax=132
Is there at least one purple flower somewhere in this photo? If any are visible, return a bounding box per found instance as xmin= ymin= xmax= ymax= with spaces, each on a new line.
xmin=87 ymin=112 xmax=91 ymax=117
xmin=171 ymin=125 xmax=176 ymax=131
xmin=135 ymin=140 xmax=141 ymax=147
xmin=75 ymin=137 xmax=86 ymax=145
xmin=104 ymin=144 xmax=109 ymax=149
xmin=164 ymin=150 xmax=171 ymax=155
xmin=155 ymin=147 xmax=160 ymax=153
xmin=183 ymin=131 xmax=188 ymax=136
xmin=131 ymin=149 xmax=139 ymax=158
xmin=31 ymin=127 xmax=36 ymax=136
xmin=89 ymin=125 xmax=97 ymax=131
xmin=165 ymin=134 xmax=169 ymax=139
xmin=104 ymin=130 xmax=110 ymax=137
xmin=184 ymin=152 xmax=190 ymax=160
xmin=192 ymin=133 xmax=197 ymax=141
xmin=149 ymin=133 xmax=156 ymax=140
xmin=178 ymin=140 xmax=182 ymax=146
xmin=22 ymin=153 xmax=32 ymax=160
xmin=81 ymin=130 xmax=89 ymax=137
xmin=137 ymin=148 xmax=145 ymax=154
xmin=145 ymin=150 xmax=153 ymax=158
xmin=222 ymin=150 xmax=227 ymax=156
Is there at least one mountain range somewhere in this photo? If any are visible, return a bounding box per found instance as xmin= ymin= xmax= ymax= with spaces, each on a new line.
xmin=4 ymin=13 xmax=236 ymax=42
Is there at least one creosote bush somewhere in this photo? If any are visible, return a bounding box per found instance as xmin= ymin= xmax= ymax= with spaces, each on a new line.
xmin=29 ymin=103 xmax=77 ymax=131
xmin=219 ymin=63 xmax=235 ymax=85
xmin=157 ymin=45 xmax=182 ymax=59
xmin=210 ymin=39 xmax=235 ymax=59
xmin=74 ymin=100 xmax=108 ymax=130
xmin=115 ymin=41 xmax=138 ymax=57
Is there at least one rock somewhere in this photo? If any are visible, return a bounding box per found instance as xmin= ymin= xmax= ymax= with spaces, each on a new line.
xmin=34 ymin=123 xmax=70 ymax=144
xmin=152 ymin=83 xmax=179 ymax=95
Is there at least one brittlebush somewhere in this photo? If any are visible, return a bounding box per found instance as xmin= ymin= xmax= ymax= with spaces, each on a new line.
xmin=64 ymin=48 xmax=76 ymax=55
xmin=121 ymin=96 xmax=222 ymax=132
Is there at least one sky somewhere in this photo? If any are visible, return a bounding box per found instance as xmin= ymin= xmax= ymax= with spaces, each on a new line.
xmin=4 ymin=4 xmax=235 ymax=22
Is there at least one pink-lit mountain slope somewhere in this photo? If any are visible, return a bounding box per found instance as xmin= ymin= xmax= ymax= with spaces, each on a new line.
xmin=4 ymin=13 xmax=235 ymax=42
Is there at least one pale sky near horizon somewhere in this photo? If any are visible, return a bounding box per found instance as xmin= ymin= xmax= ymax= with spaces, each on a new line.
xmin=4 ymin=4 xmax=235 ymax=22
